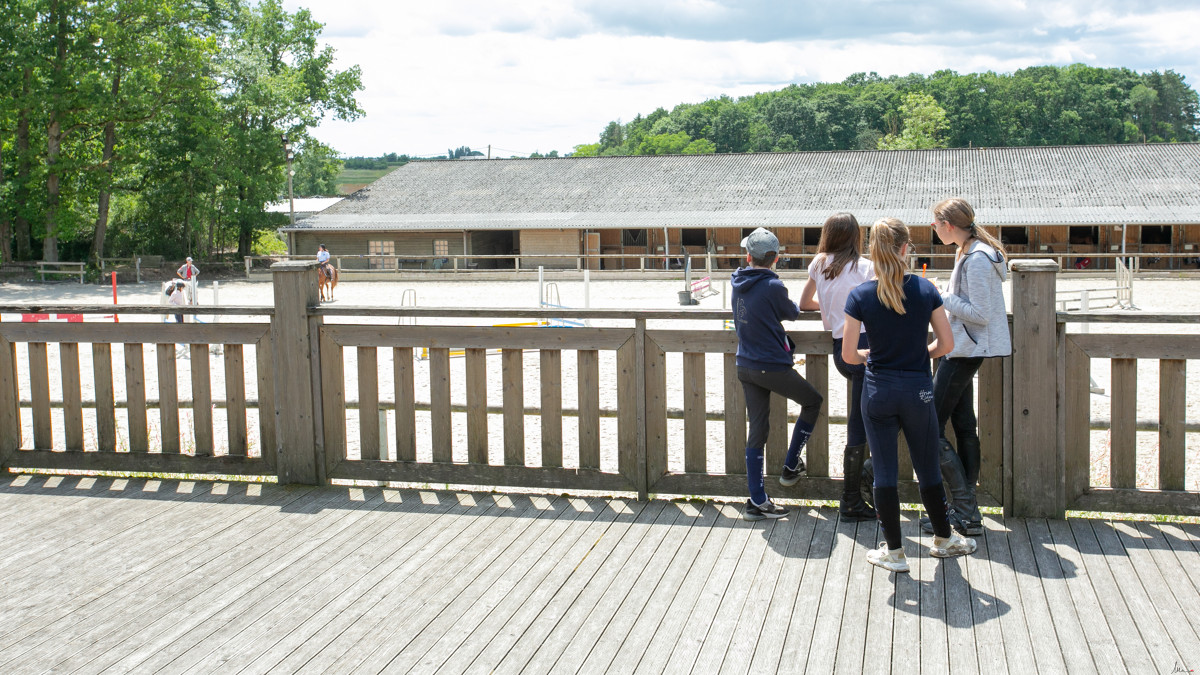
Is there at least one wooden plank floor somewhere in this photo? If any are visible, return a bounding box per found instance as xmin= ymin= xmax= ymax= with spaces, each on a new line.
xmin=1 ymin=475 xmax=1198 ymax=675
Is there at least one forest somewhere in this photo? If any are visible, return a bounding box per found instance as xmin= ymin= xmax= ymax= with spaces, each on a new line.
xmin=571 ymin=65 xmax=1200 ymax=157
xmin=0 ymin=0 xmax=362 ymax=265
xmin=3 ymin=2 xmax=1198 ymax=269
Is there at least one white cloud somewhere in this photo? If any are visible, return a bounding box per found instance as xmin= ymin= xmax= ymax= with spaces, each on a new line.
xmin=283 ymin=0 xmax=1200 ymax=157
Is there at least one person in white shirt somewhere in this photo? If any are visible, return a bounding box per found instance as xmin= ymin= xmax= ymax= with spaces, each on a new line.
xmin=799 ymin=212 xmax=876 ymax=521
xmin=168 ymin=281 xmax=186 ymax=323
xmin=316 ymin=244 xmax=334 ymax=277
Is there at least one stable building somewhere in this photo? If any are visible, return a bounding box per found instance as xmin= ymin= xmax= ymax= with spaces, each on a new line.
xmin=282 ymin=143 xmax=1200 ymax=272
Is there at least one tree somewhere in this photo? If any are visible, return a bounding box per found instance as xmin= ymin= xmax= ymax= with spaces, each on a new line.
xmin=712 ymin=105 xmax=749 ymax=153
xmin=88 ymin=0 xmax=217 ymax=264
xmin=877 ymin=92 xmax=950 ymax=150
xmin=682 ymin=138 xmax=716 ymax=154
xmin=599 ymin=120 xmax=623 ymax=151
xmin=217 ymin=0 xmax=363 ymax=257
xmin=0 ymin=0 xmax=364 ymax=262
xmin=636 ymin=131 xmax=692 ymax=155
xmin=292 ymin=137 xmax=341 ymax=196
xmin=449 ymin=145 xmax=483 ymax=159
xmin=571 ymin=143 xmax=600 ymax=157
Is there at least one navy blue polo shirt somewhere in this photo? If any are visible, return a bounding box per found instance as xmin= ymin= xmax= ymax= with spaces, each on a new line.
xmin=844 ymin=275 xmax=942 ymax=373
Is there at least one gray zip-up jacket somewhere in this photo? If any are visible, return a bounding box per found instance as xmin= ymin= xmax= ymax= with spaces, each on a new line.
xmin=942 ymin=239 xmax=1012 ymax=359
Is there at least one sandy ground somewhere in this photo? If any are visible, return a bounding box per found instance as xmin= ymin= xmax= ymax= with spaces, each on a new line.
xmin=1 ymin=272 xmax=1197 ymax=492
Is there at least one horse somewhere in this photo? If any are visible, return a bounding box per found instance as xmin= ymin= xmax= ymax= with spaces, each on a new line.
xmin=318 ymin=263 xmax=338 ymax=302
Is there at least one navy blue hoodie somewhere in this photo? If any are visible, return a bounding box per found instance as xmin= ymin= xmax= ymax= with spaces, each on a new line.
xmin=731 ymin=266 xmax=800 ymax=371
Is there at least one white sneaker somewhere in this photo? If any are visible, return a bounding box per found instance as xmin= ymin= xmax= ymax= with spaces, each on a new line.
xmin=930 ymin=532 xmax=977 ymax=558
xmin=866 ymin=542 xmax=909 ymax=573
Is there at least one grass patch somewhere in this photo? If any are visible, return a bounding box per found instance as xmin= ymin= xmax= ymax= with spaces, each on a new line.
xmin=335 ymin=166 xmax=399 ymax=192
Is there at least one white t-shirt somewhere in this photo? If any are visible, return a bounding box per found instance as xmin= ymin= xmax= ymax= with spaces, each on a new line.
xmin=317 ymin=250 xmax=330 ymax=263
xmin=807 ymin=254 xmax=874 ymax=339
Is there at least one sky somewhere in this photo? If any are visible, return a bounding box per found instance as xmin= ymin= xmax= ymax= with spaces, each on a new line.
xmin=280 ymin=0 xmax=1200 ymax=159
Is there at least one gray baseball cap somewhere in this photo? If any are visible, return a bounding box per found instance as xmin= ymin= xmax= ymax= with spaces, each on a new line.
xmin=740 ymin=227 xmax=779 ymax=258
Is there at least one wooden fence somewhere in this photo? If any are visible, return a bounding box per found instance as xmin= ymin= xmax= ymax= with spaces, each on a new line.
xmin=0 ymin=260 xmax=1195 ymax=517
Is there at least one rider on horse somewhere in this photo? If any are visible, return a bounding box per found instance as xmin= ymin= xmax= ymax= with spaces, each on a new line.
xmin=317 ymin=244 xmax=334 ymax=279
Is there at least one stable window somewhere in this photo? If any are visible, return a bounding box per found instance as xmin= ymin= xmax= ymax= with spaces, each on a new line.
xmin=804 ymin=227 xmax=822 ymax=246
xmin=1000 ymin=227 xmax=1029 ymax=246
xmin=1069 ymin=226 xmax=1099 ymax=246
xmin=433 ymin=239 xmax=449 ymax=256
xmin=1141 ymin=225 xmax=1171 ymax=245
xmin=622 ymin=229 xmax=647 ymax=247
xmin=368 ymin=240 xmax=394 ymax=269
xmin=681 ymin=228 xmax=707 ymax=248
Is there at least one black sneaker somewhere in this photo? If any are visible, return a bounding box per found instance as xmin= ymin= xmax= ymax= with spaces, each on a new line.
xmin=920 ymin=511 xmax=980 ymax=537
xmin=779 ymin=457 xmax=806 ymax=487
xmin=744 ymin=499 xmax=789 ymax=521
xmin=959 ymin=519 xmax=984 ymax=536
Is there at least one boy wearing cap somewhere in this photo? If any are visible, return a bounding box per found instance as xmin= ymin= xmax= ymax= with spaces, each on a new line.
xmin=731 ymin=227 xmax=824 ymax=520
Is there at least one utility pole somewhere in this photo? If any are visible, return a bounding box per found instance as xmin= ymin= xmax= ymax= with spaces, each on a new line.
xmin=282 ymin=135 xmax=295 ymax=225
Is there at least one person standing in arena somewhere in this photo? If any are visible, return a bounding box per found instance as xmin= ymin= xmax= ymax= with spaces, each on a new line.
xmin=176 ymin=256 xmax=198 ymax=281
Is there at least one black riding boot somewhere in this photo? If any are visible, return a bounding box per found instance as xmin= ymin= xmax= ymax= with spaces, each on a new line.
xmin=955 ymin=436 xmax=983 ymax=526
xmin=938 ymin=438 xmax=982 ymax=535
xmin=860 ymin=456 xmax=875 ymax=510
xmin=839 ymin=444 xmax=876 ymax=521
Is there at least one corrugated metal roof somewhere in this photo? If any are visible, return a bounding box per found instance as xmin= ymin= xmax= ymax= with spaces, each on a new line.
xmin=284 ymin=144 xmax=1200 ymax=232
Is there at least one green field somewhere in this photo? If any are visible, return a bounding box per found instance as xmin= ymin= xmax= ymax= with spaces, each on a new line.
xmin=335 ymin=166 xmax=400 ymax=193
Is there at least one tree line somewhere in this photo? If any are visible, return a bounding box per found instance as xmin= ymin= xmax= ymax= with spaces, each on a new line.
xmin=572 ymin=65 xmax=1200 ymax=157
xmin=0 ymin=0 xmax=362 ymax=265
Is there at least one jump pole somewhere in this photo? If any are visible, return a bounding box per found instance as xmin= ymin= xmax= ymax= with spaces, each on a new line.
xmin=111 ymin=272 xmax=119 ymax=323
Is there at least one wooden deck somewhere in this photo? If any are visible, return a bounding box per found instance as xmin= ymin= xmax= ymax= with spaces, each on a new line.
xmin=1 ymin=475 xmax=1198 ymax=674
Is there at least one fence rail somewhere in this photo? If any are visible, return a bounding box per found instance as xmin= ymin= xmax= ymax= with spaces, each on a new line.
xmin=244 ymin=251 xmax=1200 ymax=277
xmin=2 ymin=260 xmax=1197 ymax=517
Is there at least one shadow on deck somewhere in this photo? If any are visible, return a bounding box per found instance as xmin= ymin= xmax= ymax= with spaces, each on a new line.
xmin=1 ymin=475 xmax=1197 ymax=674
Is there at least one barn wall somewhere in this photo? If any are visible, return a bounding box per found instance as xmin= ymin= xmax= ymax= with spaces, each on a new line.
xmin=292 ymin=231 xmax=466 ymax=269
xmin=518 ymin=229 xmax=579 ymax=269
xmin=1036 ymin=225 xmax=1068 ymax=253
xmin=712 ymin=228 xmax=743 ymax=269
xmin=292 ymin=220 xmax=1200 ymax=272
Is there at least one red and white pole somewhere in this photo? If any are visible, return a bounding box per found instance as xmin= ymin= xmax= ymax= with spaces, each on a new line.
xmin=111 ymin=271 xmax=119 ymax=322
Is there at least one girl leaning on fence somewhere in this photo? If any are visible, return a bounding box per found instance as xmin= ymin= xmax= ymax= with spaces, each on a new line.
xmin=921 ymin=198 xmax=1011 ymax=538
xmin=842 ymin=218 xmax=976 ymax=573
xmin=798 ymin=212 xmax=876 ymax=522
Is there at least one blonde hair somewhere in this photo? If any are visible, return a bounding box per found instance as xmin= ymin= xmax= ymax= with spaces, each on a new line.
xmin=933 ymin=197 xmax=1006 ymax=261
xmin=869 ymin=218 xmax=911 ymax=315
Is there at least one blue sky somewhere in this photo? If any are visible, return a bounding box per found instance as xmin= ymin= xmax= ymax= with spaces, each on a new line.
xmin=282 ymin=0 xmax=1200 ymax=158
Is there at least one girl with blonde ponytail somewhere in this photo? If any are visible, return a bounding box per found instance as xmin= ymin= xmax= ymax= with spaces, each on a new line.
xmin=869 ymin=218 xmax=911 ymax=314
xmin=924 ymin=198 xmax=1011 ymax=538
xmin=842 ymin=218 xmax=975 ymax=572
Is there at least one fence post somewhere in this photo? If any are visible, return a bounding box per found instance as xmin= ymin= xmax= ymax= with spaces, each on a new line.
xmin=1009 ymin=258 xmax=1064 ymax=518
xmin=270 ymin=260 xmax=324 ymax=485
xmin=0 ymin=336 xmax=18 ymax=465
